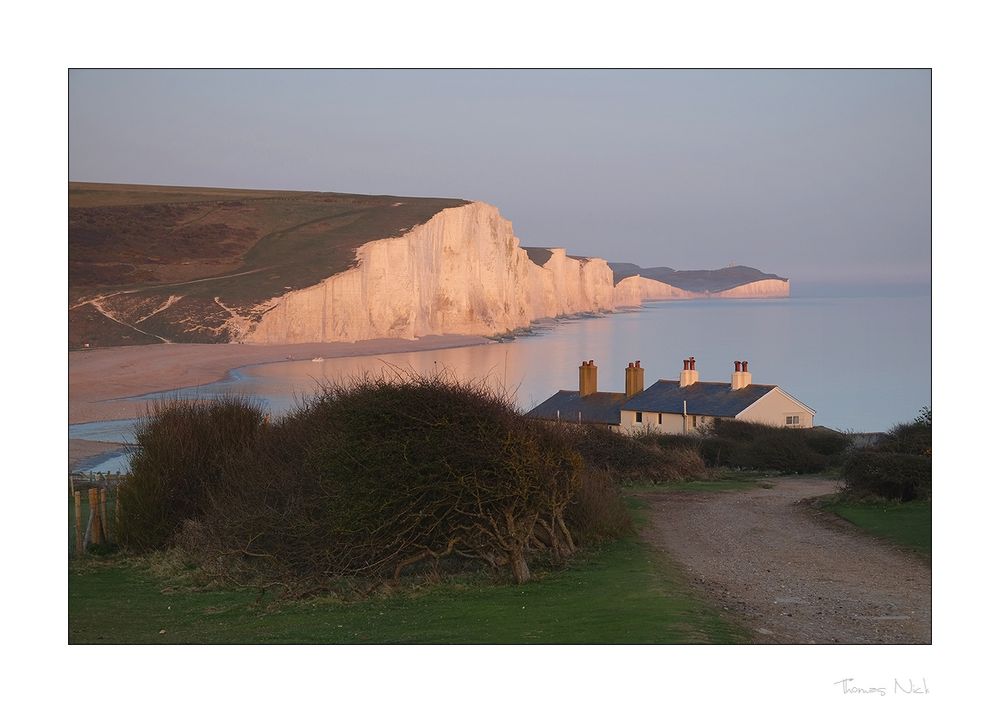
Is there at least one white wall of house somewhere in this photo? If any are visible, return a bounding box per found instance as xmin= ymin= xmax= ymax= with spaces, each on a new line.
xmin=617 ymin=390 xmax=814 ymax=433
xmin=736 ymin=388 xmax=815 ymax=428
xmin=618 ymin=410 xmax=712 ymax=434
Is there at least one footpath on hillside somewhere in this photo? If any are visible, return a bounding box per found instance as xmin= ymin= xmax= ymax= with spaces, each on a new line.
xmin=640 ymin=477 xmax=931 ymax=644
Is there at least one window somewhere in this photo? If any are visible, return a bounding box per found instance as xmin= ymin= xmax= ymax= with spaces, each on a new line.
xmin=658 ymin=413 xmax=662 ymax=424
xmin=785 ymin=415 xmax=800 ymax=426
xmin=636 ymin=411 xmax=643 ymax=423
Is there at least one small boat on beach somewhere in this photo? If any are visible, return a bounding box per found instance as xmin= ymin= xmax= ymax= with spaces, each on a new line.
xmin=311 ymin=357 xmax=325 ymax=362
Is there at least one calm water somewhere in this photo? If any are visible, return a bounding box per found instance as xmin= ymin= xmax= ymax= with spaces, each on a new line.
xmin=71 ymin=294 xmax=930 ymax=471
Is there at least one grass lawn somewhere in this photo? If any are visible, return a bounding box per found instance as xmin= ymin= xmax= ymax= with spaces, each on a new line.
xmin=68 ymin=535 xmax=749 ymax=644
xmin=822 ymin=500 xmax=931 ymax=556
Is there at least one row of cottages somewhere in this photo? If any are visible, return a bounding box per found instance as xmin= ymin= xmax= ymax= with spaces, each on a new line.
xmin=526 ymin=357 xmax=815 ymax=433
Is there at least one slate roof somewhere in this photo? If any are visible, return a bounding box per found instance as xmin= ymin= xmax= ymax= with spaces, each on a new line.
xmin=621 ymin=380 xmax=779 ymax=417
xmin=526 ymin=390 xmax=629 ymax=425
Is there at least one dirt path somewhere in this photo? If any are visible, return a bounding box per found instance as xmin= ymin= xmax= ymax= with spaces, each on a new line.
xmin=640 ymin=478 xmax=931 ymax=644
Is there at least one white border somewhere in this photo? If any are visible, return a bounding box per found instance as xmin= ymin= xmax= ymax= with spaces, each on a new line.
xmin=6 ymin=0 xmax=997 ymax=710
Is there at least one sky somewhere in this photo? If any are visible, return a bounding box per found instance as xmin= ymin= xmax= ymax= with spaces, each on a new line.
xmin=69 ymin=69 xmax=930 ymax=289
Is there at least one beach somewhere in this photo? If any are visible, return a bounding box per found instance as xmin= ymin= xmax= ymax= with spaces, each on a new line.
xmin=69 ymin=334 xmax=490 ymax=425
xmin=68 ymin=335 xmax=491 ymax=470
xmin=69 ymin=335 xmax=490 ymax=424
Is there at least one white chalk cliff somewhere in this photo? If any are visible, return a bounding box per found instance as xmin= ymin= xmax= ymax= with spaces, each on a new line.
xmin=243 ymin=201 xmax=787 ymax=344
xmin=612 ymin=276 xmax=702 ymax=307
xmin=710 ymin=279 xmax=790 ymax=299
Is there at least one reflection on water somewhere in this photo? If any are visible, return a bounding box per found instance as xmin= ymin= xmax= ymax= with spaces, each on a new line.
xmin=71 ymin=294 xmax=930 ymax=471
xmin=68 ymin=419 xmax=138 ymax=444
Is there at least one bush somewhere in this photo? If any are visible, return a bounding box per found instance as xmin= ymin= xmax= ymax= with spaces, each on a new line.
xmin=134 ymin=374 xmax=582 ymax=585
xmin=692 ymin=420 xmax=847 ymax=473
xmin=743 ymin=432 xmax=827 ymax=474
xmin=569 ymin=426 xmax=707 ymax=482
xmin=115 ymin=397 xmax=267 ymax=552
xmin=842 ymin=451 xmax=932 ymax=502
xmin=649 ymin=434 xmax=703 ymax=453
xmin=804 ymin=429 xmax=852 ymax=458
xmin=879 ymin=419 xmax=932 ymax=457
xmin=564 ymin=469 xmax=634 ymax=545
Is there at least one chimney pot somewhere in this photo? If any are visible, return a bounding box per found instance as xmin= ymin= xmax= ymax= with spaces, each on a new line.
xmin=625 ymin=358 xmax=644 ymax=398
xmin=742 ymin=361 xmax=748 ymax=372
xmin=734 ymin=360 xmax=741 ymax=372
xmin=579 ymin=359 xmax=598 ymax=397
xmin=680 ymin=356 xmax=699 ymax=387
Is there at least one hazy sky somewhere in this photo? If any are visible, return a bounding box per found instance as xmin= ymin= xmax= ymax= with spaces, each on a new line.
xmin=69 ymin=69 xmax=930 ymax=287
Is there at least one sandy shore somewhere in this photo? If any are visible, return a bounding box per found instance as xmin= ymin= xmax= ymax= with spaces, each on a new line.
xmin=69 ymin=335 xmax=490 ymax=425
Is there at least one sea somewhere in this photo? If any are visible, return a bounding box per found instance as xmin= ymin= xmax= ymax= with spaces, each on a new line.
xmin=70 ymin=289 xmax=931 ymax=473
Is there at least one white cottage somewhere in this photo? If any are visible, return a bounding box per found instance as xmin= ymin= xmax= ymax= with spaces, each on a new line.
xmin=527 ymin=358 xmax=815 ymax=432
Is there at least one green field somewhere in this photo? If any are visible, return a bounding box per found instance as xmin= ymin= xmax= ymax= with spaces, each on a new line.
xmin=68 ymin=534 xmax=749 ymax=644
xmin=823 ymin=500 xmax=931 ymax=556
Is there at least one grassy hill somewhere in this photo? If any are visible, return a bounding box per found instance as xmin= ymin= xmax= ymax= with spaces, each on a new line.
xmin=69 ymin=183 xmax=468 ymax=347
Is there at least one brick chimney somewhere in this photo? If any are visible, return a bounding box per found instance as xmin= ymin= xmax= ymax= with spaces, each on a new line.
xmin=731 ymin=360 xmax=752 ymax=390
xmin=625 ymin=360 xmax=645 ymax=398
xmin=579 ymin=359 xmax=598 ymax=397
xmin=680 ymin=356 xmax=699 ymax=387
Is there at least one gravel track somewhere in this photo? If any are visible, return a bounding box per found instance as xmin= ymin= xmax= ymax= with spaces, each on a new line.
xmin=640 ymin=477 xmax=931 ymax=644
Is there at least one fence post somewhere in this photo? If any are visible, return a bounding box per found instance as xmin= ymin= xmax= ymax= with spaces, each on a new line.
xmin=88 ymin=488 xmax=103 ymax=546
xmin=100 ymin=488 xmax=110 ymax=543
xmin=115 ymin=484 xmax=122 ymax=543
xmin=74 ymin=490 xmax=83 ymax=556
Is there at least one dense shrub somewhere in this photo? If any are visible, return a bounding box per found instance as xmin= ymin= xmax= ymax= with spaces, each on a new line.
xmin=842 ymin=451 xmax=932 ymax=501
xmin=743 ymin=432 xmax=827 ymax=473
xmin=564 ymin=469 xmax=635 ymax=545
xmin=648 ymin=434 xmax=703 ymax=453
xmin=879 ymin=418 xmax=932 ymax=457
xmin=841 ymin=408 xmax=932 ymax=501
xmin=804 ymin=428 xmax=852 ymax=458
xmin=693 ymin=420 xmax=848 ymax=473
xmin=569 ymin=426 xmax=707 ymax=482
xmin=115 ymin=397 xmax=267 ymax=552
xmin=124 ymin=374 xmax=584 ymax=585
